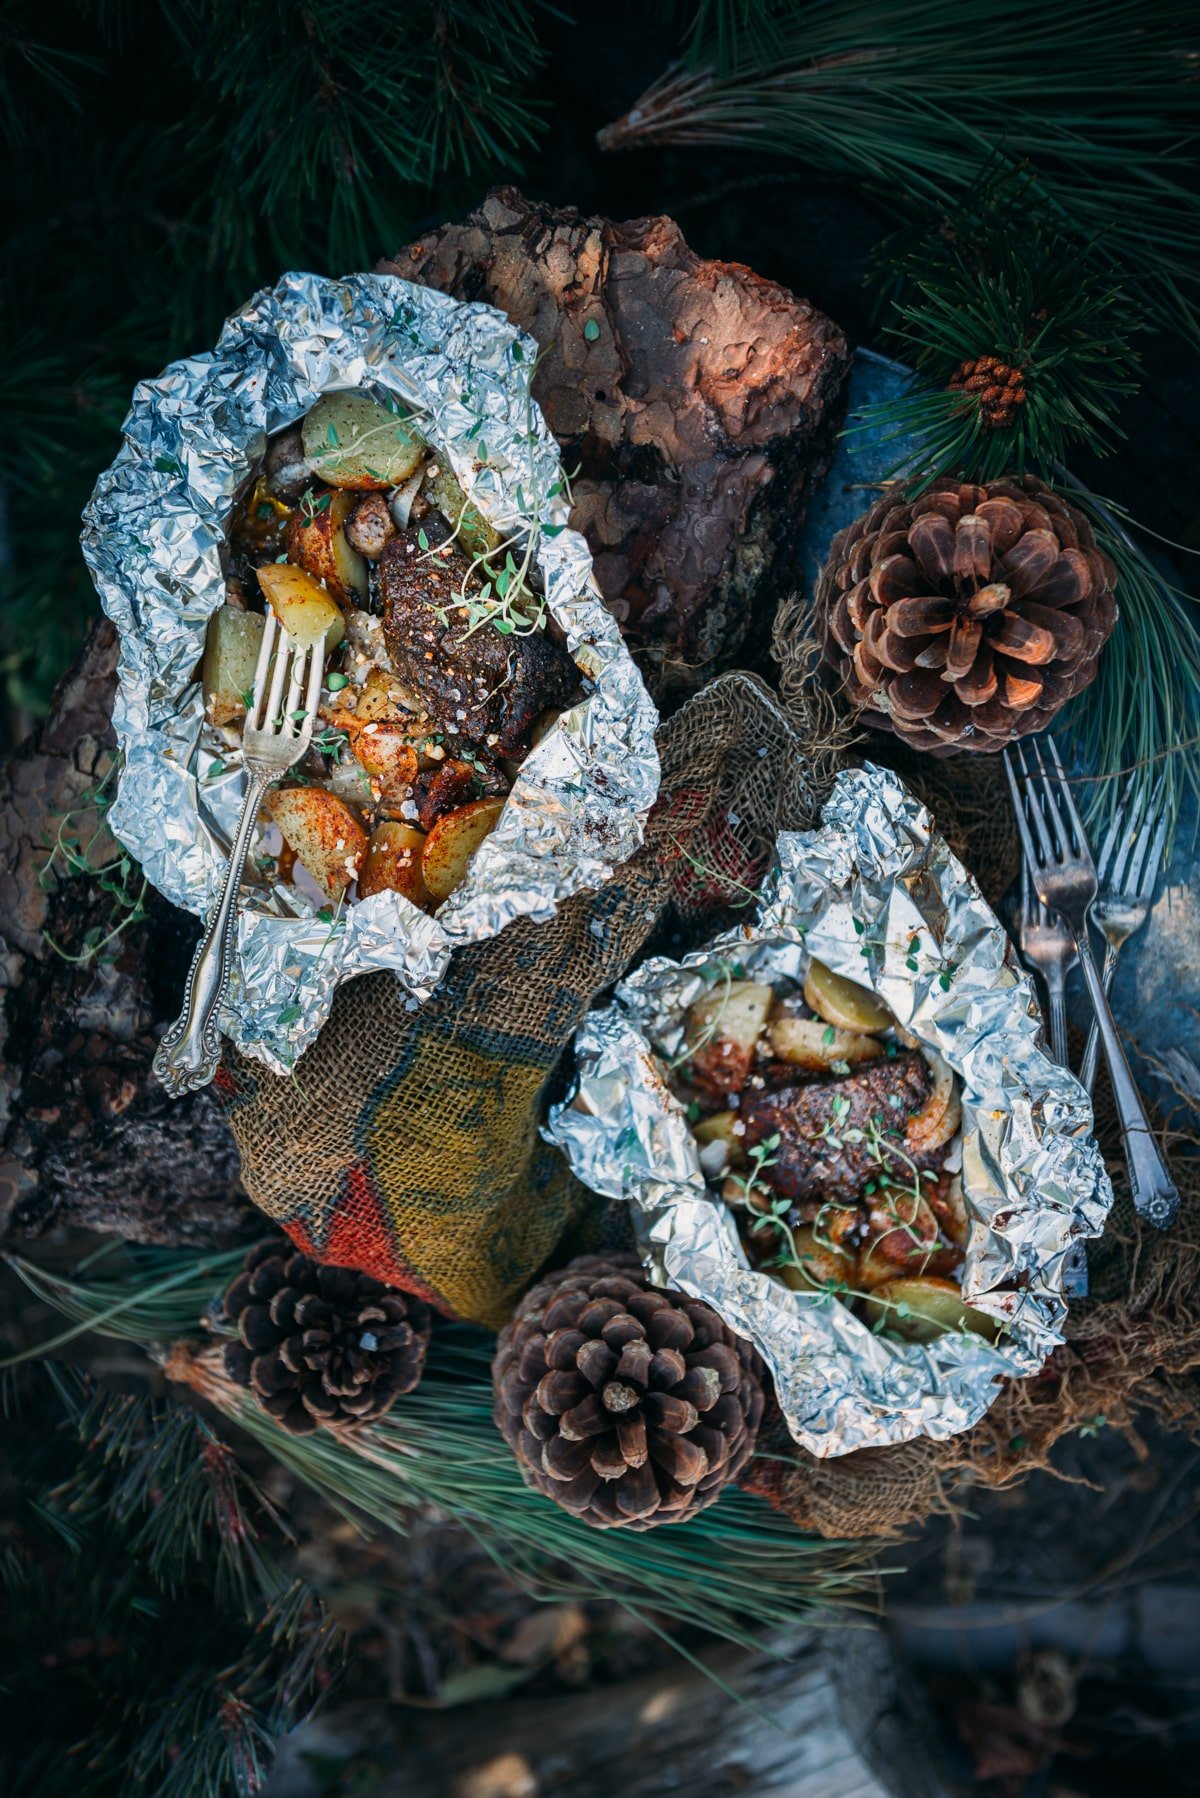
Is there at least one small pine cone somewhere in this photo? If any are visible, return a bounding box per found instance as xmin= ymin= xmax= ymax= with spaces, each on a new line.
xmin=948 ymin=355 xmax=1027 ymax=429
xmin=493 ymin=1252 xmax=766 ymax=1531
xmin=223 ymin=1240 xmax=431 ymax=1435
xmin=817 ymin=475 xmax=1118 ymax=753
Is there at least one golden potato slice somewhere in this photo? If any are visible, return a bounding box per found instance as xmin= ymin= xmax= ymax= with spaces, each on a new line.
xmin=905 ymin=1051 xmax=961 ymax=1155
xmin=302 ymin=391 xmax=427 ymax=490
xmin=802 ymin=958 xmax=894 ymax=1033
xmin=424 ymin=460 xmax=501 ymax=561
xmin=421 ymin=795 xmax=507 ymax=902
xmin=767 ymin=1015 xmax=883 ymax=1071
xmin=358 ymin=822 xmax=430 ymax=907
xmin=286 ymin=491 xmax=367 ymax=606
xmin=354 ymin=667 xmax=412 ymax=724
xmin=691 ymin=1109 xmax=746 ymax=1171
xmin=349 ymin=723 xmax=419 ymax=790
xmin=684 ymin=980 xmax=774 ymax=1097
xmin=926 ymin=1174 xmax=970 ymax=1249
xmin=201 ymin=606 xmax=265 ymax=726
xmin=256 ymin=564 xmax=346 ymax=652
xmin=777 ymin=1225 xmax=856 ymax=1294
xmin=861 ymin=1276 xmax=1000 ymax=1344
xmin=265 ymin=787 xmax=367 ymax=900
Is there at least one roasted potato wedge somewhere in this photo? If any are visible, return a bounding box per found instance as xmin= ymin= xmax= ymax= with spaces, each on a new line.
xmin=256 ymin=564 xmax=346 ymax=652
xmin=421 ymin=795 xmax=506 ymax=902
xmin=423 ymin=460 xmax=501 ymax=561
xmin=803 ymin=958 xmax=894 ymax=1033
xmin=692 ymin=1109 xmax=745 ymax=1172
xmin=904 ymin=1051 xmax=961 ymax=1155
xmin=767 ymin=1015 xmax=883 ymax=1071
xmin=201 ymin=605 xmax=265 ymax=726
xmin=926 ymin=1174 xmax=970 ymax=1249
xmin=286 ymin=490 xmax=367 ymax=606
xmin=777 ymin=1226 xmax=855 ymax=1294
xmin=857 ymin=1191 xmax=942 ymax=1288
xmin=685 ymin=980 xmax=775 ymax=1097
xmin=265 ymin=787 xmax=367 ymax=901
xmin=353 ymin=667 xmax=413 ymax=724
xmin=349 ymin=723 xmax=419 ymax=791
xmin=302 ymin=391 xmax=426 ymax=490
xmin=861 ymin=1276 xmax=1000 ymax=1345
xmin=357 ymin=821 xmax=430 ymax=907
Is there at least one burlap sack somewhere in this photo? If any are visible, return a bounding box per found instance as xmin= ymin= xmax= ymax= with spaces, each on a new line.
xmin=217 ymin=662 xmax=845 ymax=1326
xmin=219 ymin=614 xmax=1199 ymax=1534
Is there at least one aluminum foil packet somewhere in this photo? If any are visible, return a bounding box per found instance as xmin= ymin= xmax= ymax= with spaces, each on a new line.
xmin=81 ymin=270 xmax=660 ymax=1074
xmin=549 ymin=764 xmax=1113 ymax=1456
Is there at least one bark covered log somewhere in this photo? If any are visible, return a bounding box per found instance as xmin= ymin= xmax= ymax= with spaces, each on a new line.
xmin=0 ymin=619 xmax=250 ymax=1245
xmin=381 ymin=186 xmax=850 ymax=696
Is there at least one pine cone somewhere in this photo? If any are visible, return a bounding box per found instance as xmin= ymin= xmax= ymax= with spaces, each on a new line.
xmin=818 ymin=476 xmax=1118 ymax=752
xmin=493 ymin=1253 xmax=765 ymax=1531
xmin=948 ymin=355 xmax=1027 ymax=429
xmin=223 ymin=1241 xmax=431 ymax=1435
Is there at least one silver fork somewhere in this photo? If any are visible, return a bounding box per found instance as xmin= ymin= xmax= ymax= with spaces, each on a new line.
xmin=1014 ymin=858 xmax=1076 ymax=1068
xmin=1079 ymin=775 xmax=1169 ymax=1094
xmin=153 ymin=613 xmax=325 ymax=1097
xmin=1012 ymin=861 xmax=1088 ymax=1294
xmin=1005 ymin=736 xmax=1179 ymax=1229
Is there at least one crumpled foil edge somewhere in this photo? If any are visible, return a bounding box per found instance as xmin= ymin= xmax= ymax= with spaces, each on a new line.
xmin=82 ymin=269 xmax=660 ymax=1074
xmin=548 ymin=763 xmax=1113 ymax=1456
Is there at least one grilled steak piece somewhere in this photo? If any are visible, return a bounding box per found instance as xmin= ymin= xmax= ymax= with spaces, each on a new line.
xmin=740 ymin=1049 xmax=938 ymax=1207
xmin=379 ymin=528 xmax=578 ymax=757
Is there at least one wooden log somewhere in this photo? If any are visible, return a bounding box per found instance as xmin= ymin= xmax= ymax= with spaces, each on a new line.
xmin=0 ymin=619 xmax=250 ymax=1246
xmin=381 ymin=187 xmax=850 ymax=697
xmin=263 ymin=1627 xmax=948 ymax=1798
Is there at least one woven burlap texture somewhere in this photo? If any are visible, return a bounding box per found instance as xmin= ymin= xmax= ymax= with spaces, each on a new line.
xmin=220 ymin=613 xmax=1198 ymax=1536
xmin=219 ymin=666 xmax=841 ymax=1327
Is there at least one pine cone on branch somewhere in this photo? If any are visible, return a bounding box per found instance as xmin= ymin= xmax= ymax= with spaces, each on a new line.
xmin=493 ymin=1253 xmax=765 ymax=1530
xmin=817 ymin=476 xmax=1118 ymax=752
xmin=223 ymin=1241 xmax=430 ymax=1435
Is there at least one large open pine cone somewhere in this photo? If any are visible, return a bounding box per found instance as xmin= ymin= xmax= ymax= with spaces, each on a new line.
xmin=493 ymin=1253 xmax=765 ymax=1530
xmin=223 ymin=1241 xmax=431 ymax=1435
xmin=818 ymin=476 xmax=1117 ymax=752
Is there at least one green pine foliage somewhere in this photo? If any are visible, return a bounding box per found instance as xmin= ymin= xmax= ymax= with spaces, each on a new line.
xmin=0 ymin=0 xmax=559 ymax=725
xmin=0 ymin=1361 xmax=340 ymax=1798
xmin=859 ymin=175 xmax=1143 ymax=488
xmin=619 ymin=1 xmax=1200 ymax=340
xmin=8 ymin=1246 xmax=879 ymax=1662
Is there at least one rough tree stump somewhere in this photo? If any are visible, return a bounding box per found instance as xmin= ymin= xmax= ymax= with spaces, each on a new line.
xmin=0 ymin=620 xmax=249 ymax=1246
xmin=382 ymin=186 xmax=850 ymax=695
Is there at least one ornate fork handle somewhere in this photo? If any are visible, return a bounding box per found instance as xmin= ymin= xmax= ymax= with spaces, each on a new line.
xmin=1072 ymin=926 xmax=1179 ymax=1229
xmin=152 ymin=770 xmax=272 ymax=1097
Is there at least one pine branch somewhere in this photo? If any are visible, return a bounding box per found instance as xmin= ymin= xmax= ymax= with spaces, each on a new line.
xmin=600 ymin=0 xmax=1200 ymax=341
xmin=8 ymin=1248 xmax=880 ymax=1658
xmin=853 ymin=171 xmax=1144 ymax=487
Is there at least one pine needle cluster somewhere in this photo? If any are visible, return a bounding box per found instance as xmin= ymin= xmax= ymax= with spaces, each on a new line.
xmin=0 ymin=1357 xmax=340 ymax=1798
xmin=860 ymin=174 xmax=1143 ymax=488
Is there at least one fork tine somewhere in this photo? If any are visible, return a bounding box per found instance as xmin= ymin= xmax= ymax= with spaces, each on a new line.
xmin=1005 ymin=748 xmax=1043 ymax=874
xmin=1044 ymin=736 xmax=1090 ymax=863
xmin=281 ymin=637 xmax=307 ymax=738
xmin=305 ymin=643 xmax=324 ymax=723
xmin=246 ymin=608 xmax=278 ymax=732
xmin=1095 ymin=775 xmax=1136 ymax=886
xmin=1133 ymin=775 xmax=1170 ymax=900
xmin=1023 ymin=739 xmax=1061 ymax=864
xmin=262 ymin=627 xmax=292 ymax=733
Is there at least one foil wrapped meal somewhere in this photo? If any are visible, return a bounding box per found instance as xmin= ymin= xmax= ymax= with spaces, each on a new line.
xmin=81 ymin=270 xmax=659 ymax=1073
xmin=549 ymin=764 xmax=1113 ymax=1455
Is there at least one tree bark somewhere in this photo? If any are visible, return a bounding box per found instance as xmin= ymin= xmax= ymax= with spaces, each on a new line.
xmin=263 ymin=1628 xmax=948 ymax=1798
xmin=0 ymin=619 xmax=250 ymax=1246
xmin=381 ymin=186 xmax=850 ymax=698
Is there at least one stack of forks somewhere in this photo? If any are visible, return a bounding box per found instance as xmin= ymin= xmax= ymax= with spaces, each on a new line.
xmin=1005 ymin=737 xmax=1178 ymax=1270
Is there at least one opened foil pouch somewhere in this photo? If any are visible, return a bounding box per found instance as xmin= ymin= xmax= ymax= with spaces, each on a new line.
xmin=549 ymin=764 xmax=1112 ymax=1455
xmin=82 ymin=271 xmax=660 ymax=1074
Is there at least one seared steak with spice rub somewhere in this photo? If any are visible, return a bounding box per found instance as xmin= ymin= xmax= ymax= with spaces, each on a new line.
xmin=379 ymin=526 xmax=578 ymax=758
xmin=740 ymin=1048 xmax=940 ymax=1206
